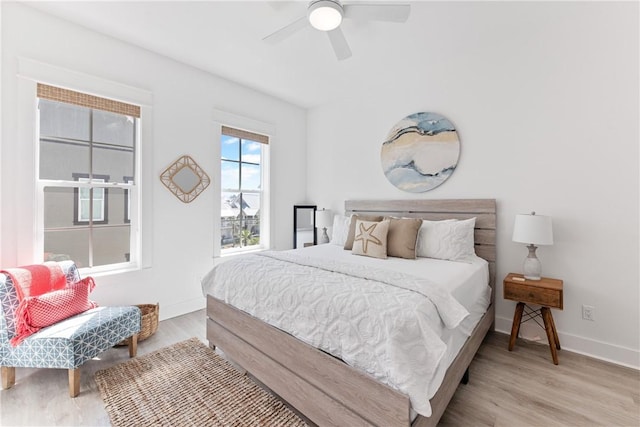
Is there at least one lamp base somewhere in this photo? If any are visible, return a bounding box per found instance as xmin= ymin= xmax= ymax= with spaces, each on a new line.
xmin=523 ymin=244 xmax=542 ymax=280
xmin=320 ymin=227 xmax=330 ymax=244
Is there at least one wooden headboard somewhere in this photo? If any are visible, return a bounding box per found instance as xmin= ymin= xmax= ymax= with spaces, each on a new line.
xmin=345 ymin=199 xmax=497 ymax=290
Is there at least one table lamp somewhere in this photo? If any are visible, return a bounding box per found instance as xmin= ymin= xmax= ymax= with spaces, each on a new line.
xmin=315 ymin=209 xmax=333 ymax=244
xmin=512 ymin=211 xmax=553 ymax=280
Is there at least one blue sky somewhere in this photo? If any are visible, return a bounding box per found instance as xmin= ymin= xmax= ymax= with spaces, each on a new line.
xmin=221 ymin=135 xmax=262 ymax=191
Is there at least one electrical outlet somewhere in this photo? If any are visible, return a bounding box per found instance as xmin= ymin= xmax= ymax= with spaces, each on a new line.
xmin=582 ymin=305 xmax=595 ymax=321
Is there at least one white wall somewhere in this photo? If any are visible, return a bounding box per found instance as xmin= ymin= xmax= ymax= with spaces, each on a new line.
xmin=1 ymin=3 xmax=307 ymax=319
xmin=0 ymin=4 xmax=3 ymax=266
xmin=307 ymin=2 xmax=639 ymax=368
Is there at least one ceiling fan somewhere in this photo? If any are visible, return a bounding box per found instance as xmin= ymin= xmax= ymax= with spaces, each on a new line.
xmin=263 ymin=0 xmax=411 ymax=61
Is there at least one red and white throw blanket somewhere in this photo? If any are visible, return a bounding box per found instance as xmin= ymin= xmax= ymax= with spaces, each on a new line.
xmin=1 ymin=262 xmax=66 ymax=300
xmin=2 ymin=263 xmax=70 ymax=346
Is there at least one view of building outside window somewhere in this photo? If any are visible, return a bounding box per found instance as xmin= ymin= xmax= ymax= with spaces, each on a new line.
xmin=38 ymin=91 xmax=138 ymax=268
xmin=220 ymin=131 xmax=264 ymax=251
xmin=74 ymin=175 xmax=107 ymax=223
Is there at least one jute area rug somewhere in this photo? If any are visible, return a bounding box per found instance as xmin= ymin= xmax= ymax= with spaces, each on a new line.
xmin=95 ymin=338 xmax=307 ymax=427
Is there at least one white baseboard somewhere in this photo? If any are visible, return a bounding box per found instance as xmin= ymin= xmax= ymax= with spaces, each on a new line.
xmin=159 ymin=296 xmax=206 ymax=321
xmin=495 ymin=315 xmax=640 ymax=370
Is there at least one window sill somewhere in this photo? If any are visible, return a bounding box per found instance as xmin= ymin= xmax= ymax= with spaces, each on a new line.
xmin=215 ymin=247 xmax=268 ymax=266
xmin=78 ymin=262 xmax=141 ymax=278
xmin=221 ymin=247 xmax=267 ymax=257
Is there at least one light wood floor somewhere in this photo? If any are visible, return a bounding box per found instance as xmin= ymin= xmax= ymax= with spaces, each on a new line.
xmin=1 ymin=309 xmax=638 ymax=426
xmin=439 ymin=332 xmax=639 ymax=427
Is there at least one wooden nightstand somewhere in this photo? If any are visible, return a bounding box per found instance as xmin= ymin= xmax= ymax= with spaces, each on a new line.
xmin=503 ymin=273 xmax=564 ymax=365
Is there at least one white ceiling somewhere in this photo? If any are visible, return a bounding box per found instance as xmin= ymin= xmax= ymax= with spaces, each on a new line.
xmin=25 ymin=0 xmax=430 ymax=108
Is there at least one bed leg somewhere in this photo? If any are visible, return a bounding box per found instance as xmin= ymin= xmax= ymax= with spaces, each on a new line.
xmin=461 ymin=368 xmax=470 ymax=385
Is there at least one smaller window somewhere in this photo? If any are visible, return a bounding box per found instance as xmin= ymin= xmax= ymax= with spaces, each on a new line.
xmin=220 ymin=126 xmax=268 ymax=253
xmin=72 ymin=173 xmax=109 ymax=225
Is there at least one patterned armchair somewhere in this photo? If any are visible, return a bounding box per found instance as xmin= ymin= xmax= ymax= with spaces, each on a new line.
xmin=0 ymin=261 xmax=141 ymax=397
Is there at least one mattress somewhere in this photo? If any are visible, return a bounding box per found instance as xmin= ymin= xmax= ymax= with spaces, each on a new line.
xmin=202 ymin=245 xmax=490 ymax=417
xmin=289 ymin=244 xmax=491 ymax=400
xmin=291 ymin=243 xmax=490 ymax=315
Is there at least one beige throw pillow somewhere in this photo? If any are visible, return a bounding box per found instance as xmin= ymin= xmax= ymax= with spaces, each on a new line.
xmin=344 ymin=214 xmax=383 ymax=250
xmin=351 ymin=220 xmax=389 ymax=259
xmin=386 ymin=217 xmax=423 ymax=259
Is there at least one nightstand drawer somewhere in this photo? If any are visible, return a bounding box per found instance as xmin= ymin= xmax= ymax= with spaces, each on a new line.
xmin=504 ymin=282 xmax=562 ymax=308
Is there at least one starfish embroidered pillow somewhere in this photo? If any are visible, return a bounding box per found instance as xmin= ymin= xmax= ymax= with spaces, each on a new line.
xmin=351 ymin=219 xmax=390 ymax=259
xmin=344 ymin=214 xmax=383 ymax=250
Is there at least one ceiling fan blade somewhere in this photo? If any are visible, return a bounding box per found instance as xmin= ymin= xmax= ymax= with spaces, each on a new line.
xmin=327 ymin=27 xmax=352 ymax=60
xmin=263 ymin=15 xmax=308 ymax=44
xmin=343 ymin=4 xmax=411 ymax=22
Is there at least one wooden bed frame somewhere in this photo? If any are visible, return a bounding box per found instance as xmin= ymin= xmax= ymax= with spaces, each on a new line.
xmin=206 ymin=199 xmax=496 ymax=426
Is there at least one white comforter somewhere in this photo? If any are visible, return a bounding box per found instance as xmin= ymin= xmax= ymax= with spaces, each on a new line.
xmin=202 ymin=251 xmax=470 ymax=417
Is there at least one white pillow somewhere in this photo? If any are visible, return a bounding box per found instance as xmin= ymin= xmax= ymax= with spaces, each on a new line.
xmin=416 ymin=219 xmax=455 ymax=257
xmin=330 ymin=214 xmax=351 ymax=246
xmin=416 ymin=218 xmax=477 ymax=262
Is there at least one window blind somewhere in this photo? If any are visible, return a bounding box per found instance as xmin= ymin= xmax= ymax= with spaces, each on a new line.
xmin=37 ymin=83 xmax=140 ymax=118
xmin=221 ymin=125 xmax=269 ymax=145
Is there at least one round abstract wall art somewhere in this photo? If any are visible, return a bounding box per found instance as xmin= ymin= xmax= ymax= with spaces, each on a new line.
xmin=381 ymin=112 xmax=460 ymax=193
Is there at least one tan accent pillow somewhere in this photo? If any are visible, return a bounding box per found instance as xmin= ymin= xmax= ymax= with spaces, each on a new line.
xmin=351 ymin=220 xmax=389 ymax=259
xmin=385 ymin=217 xmax=423 ymax=259
xmin=344 ymin=214 xmax=383 ymax=250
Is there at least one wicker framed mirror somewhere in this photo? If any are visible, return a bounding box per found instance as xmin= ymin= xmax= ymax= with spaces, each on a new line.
xmin=160 ymin=155 xmax=210 ymax=203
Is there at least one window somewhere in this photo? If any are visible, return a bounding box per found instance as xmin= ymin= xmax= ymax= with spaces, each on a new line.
xmin=73 ymin=174 xmax=109 ymax=224
xmin=123 ymin=176 xmax=133 ymax=224
xmin=220 ymin=126 xmax=268 ymax=252
xmin=38 ymin=84 xmax=139 ymax=269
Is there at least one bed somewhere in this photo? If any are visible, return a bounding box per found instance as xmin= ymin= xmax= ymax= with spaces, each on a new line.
xmin=204 ymin=199 xmax=496 ymax=426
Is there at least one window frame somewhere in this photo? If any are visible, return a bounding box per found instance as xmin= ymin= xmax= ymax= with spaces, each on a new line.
xmin=15 ymin=58 xmax=154 ymax=274
xmin=213 ymin=111 xmax=273 ymax=260
xmin=220 ymin=133 xmax=266 ymax=255
xmin=123 ymin=176 xmax=133 ymax=224
xmin=72 ymin=173 xmax=110 ymax=225
xmin=37 ymin=90 xmax=138 ymax=271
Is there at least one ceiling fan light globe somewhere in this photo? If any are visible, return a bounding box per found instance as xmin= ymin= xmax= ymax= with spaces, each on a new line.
xmin=308 ymin=0 xmax=343 ymax=31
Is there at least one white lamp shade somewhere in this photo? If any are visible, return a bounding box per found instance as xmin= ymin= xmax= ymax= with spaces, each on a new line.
xmin=308 ymin=0 xmax=343 ymax=31
xmin=512 ymin=213 xmax=554 ymax=245
xmin=315 ymin=209 xmax=333 ymax=228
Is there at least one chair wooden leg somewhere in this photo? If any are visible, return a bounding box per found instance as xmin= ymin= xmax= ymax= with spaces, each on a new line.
xmin=1 ymin=366 xmax=15 ymax=389
xmin=69 ymin=368 xmax=80 ymax=398
xmin=129 ymin=333 xmax=138 ymax=358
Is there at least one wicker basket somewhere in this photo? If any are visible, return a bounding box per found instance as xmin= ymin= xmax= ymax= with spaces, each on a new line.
xmin=117 ymin=303 xmax=159 ymax=346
